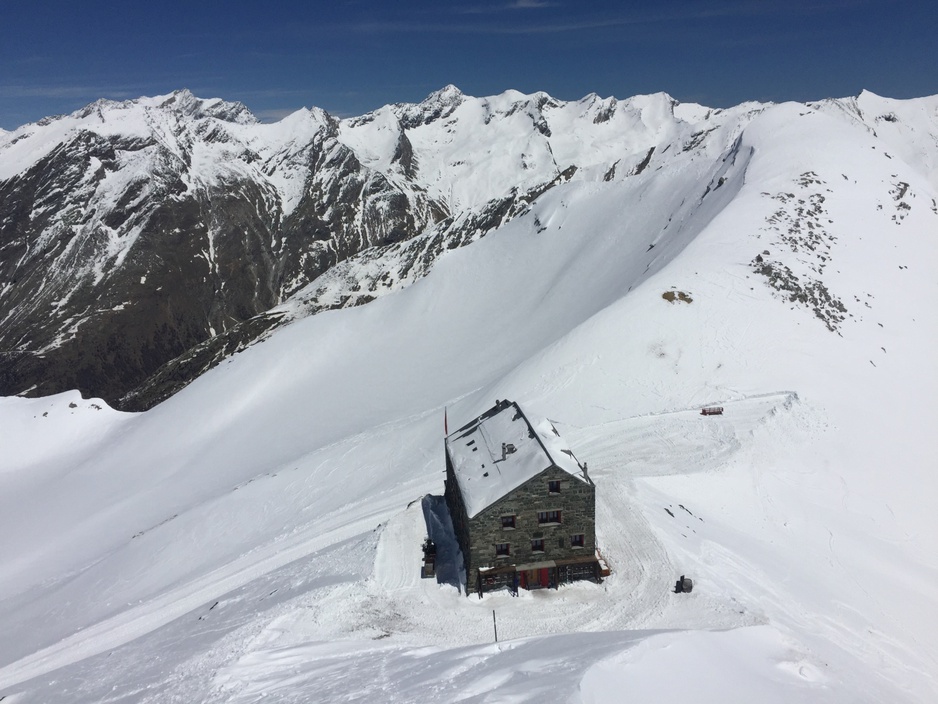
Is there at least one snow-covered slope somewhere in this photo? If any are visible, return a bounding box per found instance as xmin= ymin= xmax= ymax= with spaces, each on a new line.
xmin=0 ymin=90 xmax=937 ymax=703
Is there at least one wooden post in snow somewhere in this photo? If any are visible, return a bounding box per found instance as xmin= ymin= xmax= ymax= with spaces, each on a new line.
xmin=493 ymin=609 xmax=498 ymax=643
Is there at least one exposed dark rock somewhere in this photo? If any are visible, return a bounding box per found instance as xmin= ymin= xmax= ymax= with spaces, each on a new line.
xmin=0 ymin=99 xmax=446 ymax=409
xmin=752 ymin=173 xmax=847 ymax=332
xmin=630 ymin=147 xmax=655 ymax=177
xmin=120 ymin=312 xmax=285 ymax=410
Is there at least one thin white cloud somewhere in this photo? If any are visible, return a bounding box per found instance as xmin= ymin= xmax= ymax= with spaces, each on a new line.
xmin=370 ymin=0 xmax=876 ymax=32
xmin=0 ymin=85 xmax=136 ymax=100
xmin=458 ymin=0 xmax=559 ymax=15
xmin=355 ymin=0 xmax=871 ymax=35
xmin=507 ymin=0 xmax=559 ymax=8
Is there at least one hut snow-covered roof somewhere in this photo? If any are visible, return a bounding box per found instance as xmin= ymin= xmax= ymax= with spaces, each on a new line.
xmin=445 ymin=400 xmax=589 ymax=518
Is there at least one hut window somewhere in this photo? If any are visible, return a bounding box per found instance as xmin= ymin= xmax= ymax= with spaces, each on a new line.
xmin=495 ymin=542 xmax=511 ymax=557
xmin=531 ymin=538 xmax=545 ymax=553
xmin=548 ymin=480 xmax=561 ymax=494
xmin=537 ymin=510 xmax=562 ymax=525
xmin=501 ymin=515 xmax=516 ymax=530
xmin=570 ymin=533 xmax=585 ymax=548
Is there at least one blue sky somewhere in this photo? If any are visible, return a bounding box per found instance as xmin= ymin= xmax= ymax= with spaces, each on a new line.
xmin=1 ymin=0 xmax=935 ymax=129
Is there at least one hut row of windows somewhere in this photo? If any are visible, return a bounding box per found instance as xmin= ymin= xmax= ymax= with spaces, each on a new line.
xmin=501 ymin=510 xmax=562 ymax=530
xmin=539 ymin=510 xmax=562 ymax=524
xmin=495 ymin=534 xmax=584 ymax=556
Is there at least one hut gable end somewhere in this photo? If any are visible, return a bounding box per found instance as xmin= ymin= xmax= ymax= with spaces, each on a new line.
xmin=467 ymin=464 xmax=595 ymax=565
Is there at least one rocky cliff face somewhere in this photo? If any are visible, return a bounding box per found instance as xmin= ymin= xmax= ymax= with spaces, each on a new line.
xmin=5 ymin=86 xmax=929 ymax=410
xmin=0 ymin=90 xmax=449 ymax=407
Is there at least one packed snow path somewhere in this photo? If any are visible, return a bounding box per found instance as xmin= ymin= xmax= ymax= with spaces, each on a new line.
xmin=0 ymin=393 xmax=798 ymax=700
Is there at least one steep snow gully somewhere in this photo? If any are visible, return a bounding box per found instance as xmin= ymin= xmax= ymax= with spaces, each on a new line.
xmin=1 ymin=88 xmax=937 ymax=702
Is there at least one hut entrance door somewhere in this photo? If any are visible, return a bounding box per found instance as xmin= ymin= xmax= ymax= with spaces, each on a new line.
xmin=524 ymin=568 xmax=550 ymax=589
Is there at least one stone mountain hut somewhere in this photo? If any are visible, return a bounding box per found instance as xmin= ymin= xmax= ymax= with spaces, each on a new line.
xmin=444 ymin=399 xmax=600 ymax=597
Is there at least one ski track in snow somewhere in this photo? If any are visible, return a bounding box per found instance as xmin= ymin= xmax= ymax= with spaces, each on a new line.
xmin=0 ymin=505 xmax=395 ymax=692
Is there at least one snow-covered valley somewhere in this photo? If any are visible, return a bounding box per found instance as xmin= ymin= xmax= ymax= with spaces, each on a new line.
xmin=1 ymin=88 xmax=937 ymax=702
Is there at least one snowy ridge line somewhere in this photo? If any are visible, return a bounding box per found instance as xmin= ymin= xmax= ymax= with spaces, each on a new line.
xmin=552 ymin=391 xmax=799 ymax=430
xmin=0 ymin=506 xmax=395 ymax=691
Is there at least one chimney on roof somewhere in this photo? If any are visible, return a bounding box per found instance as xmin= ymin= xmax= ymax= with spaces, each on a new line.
xmin=582 ymin=462 xmax=589 ymax=480
xmin=500 ymin=442 xmax=517 ymax=461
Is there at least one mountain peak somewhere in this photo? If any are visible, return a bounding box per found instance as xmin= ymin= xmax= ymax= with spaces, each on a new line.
xmin=856 ymin=88 xmax=885 ymax=100
xmin=393 ymin=85 xmax=467 ymax=129
xmin=58 ymin=90 xmax=258 ymax=128
xmin=424 ymin=84 xmax=465 ymax=105
xmin=156 ymin=89 xmax=257 ymax=125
